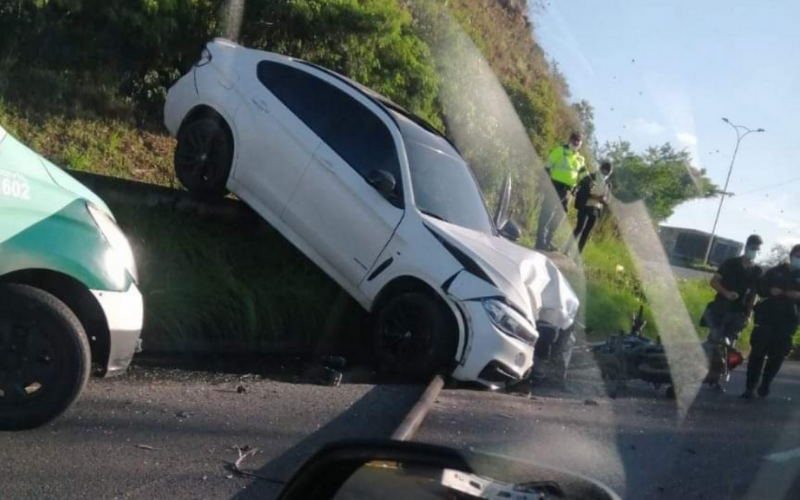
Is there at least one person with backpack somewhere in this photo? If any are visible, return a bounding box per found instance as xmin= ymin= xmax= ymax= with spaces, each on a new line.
xmin=569 ymin=161 xmax=612 ymax=254
xmin=742 ymin=244 xmax=800 ymax=399
xmin=535 ymin=132 xmax=587 ymax=252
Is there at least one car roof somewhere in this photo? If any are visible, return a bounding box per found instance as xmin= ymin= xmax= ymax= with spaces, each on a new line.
xmin=212 ymin=39 xmax=462 ymax=154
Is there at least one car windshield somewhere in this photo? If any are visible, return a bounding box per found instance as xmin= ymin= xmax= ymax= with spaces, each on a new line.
xmin=3 ymin=1 xmax=800 ymax=500
xmin=394 ymin=111 xmax=494 ymax=234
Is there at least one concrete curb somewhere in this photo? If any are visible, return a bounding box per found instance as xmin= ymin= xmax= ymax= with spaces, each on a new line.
xmin=68 ymin=170 xmax=257 ymax=221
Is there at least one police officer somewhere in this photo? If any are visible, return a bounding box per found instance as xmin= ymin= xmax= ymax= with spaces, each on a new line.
xmin=536 ymin=132 xmax=587 ymax=252
xmin=702 ymin=234 xmax=763 ymax=390
xmin=743 ymin=244 xmax=800 ymax=399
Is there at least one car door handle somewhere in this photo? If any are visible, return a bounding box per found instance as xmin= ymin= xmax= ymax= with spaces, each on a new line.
xmin=251 ymin=97 xmax=270 ymax=113
xmin=320 ymin=157 xmax=336 ymax=172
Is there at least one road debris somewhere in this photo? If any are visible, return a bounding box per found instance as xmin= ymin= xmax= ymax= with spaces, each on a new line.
xmin=236 ymin=385 xmax=247 ymax=394
xmin=321 ymin=355 xmax=347 ymax=371
xmin=225 ymin=445 xmax=285 ymax=485
xmin=176 ymin=411 xmax=190 ymax=419
xmin=584 ymin=399 xmax=599 ymax=406
xmin=136 ymin=444 xmax=156 ymax=451
xmin=321 ymin=367 xmax=342 ymax=387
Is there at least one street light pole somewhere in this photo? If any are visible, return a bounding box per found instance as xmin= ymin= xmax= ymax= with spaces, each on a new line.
xmin=703 ymin=118 xmax=765 ymax=265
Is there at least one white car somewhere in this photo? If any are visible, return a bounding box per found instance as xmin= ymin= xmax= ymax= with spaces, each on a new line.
xmin=164 ymin=39 xmax=579 ymax=387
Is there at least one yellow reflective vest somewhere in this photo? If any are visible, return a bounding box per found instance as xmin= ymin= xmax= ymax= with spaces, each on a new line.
xmin=547 ymin=145 xmax=586 ymax=188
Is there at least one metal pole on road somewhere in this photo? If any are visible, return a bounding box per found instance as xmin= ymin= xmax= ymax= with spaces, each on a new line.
xmin=703 ymin=118 xmax=765 ymax=266
xmin=391 ymin=374 xmax=445 ymax=441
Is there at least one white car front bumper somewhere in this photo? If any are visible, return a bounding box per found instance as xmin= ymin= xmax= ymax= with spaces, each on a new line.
xmin=91 ymin=283 xmax=144 ymax=377
xmin=451 ymin=300 xmax=535 ymax=388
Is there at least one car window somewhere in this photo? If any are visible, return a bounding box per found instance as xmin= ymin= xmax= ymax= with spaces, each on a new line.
xmin=397 ymin=113 xmax=494 ymax=235
xmin=257 ymin=61 xmax=332 ymax=141
xmin=258 ymin=61 xmax=402 ymax=192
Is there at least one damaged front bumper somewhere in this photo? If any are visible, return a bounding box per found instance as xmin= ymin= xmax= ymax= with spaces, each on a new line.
xmin=446 ymin=271 xmax=536 ymax=388
xmin=450 ymin=299 xmax=535 ymax=388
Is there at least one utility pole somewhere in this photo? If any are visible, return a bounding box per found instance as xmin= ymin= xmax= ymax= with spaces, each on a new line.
xmin=704 ymin=118 xmax=765 ymax=265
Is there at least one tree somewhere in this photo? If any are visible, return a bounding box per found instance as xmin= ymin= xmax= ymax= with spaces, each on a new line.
xmin=762 ymin=244 xmax=792 ymax=268
xmin=572 ymin=99 xmax=596 ymax=152
xmin=601 ymin=140 xmax=718 ymax=222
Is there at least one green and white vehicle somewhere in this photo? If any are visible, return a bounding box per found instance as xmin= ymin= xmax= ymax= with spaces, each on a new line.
xmin=0 ymin=123 xmax=143 ymax=430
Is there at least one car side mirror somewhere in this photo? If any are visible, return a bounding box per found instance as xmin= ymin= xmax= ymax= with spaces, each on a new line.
xmin=499 ymin=220 xmax=521 ymax=241
xmin=275 ymin=439 xmax=620 ymax=500
xmin=367 ymin=169 xmax=396 ymax=196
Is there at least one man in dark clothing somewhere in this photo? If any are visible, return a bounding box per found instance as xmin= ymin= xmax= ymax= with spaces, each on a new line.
xmin=569 ymin=161 xmax=612 ymax=254
xmin=743 ymin=244 xmax=800 ymax=399
xmin=703 ymin=234 xmax=764 ymax=390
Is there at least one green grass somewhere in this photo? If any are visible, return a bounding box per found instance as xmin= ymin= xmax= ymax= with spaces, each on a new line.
xmin=0 ymin=68 xmax=178 ymax=188
xmin=564 ymin=236 xmax=717 ymax=343
xmin=112 ymin=205 xmax=349 ymax=352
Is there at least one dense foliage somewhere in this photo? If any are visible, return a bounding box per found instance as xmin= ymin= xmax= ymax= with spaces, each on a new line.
xmin=0 ymin=0 xmax=440 ymax=121
xmin=601 ymin=140 xmax=718 ymax=222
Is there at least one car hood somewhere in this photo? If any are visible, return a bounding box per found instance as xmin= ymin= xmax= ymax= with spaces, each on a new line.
xmin=425 ymin=217 xmax=579 ymax=329
xmin=39 ymin=158 xmax=112 ymax=216
xmin=0 ymin=125 xmax=112 ymax=216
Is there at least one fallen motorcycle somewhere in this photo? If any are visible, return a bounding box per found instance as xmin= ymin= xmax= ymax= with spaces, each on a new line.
xmin=592 ymin=306 xmax=745 ymax=398
xmin=591 ymin=307 xmax=675 ymax=398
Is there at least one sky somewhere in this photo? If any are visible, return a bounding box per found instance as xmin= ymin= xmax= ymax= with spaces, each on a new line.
xmin=532 ymin=0 xmax=800 ymax=253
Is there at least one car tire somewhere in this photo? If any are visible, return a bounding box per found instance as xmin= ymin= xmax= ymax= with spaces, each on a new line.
xmin=372 ymin=292 xmax=458 ymax=381
xmin=174 ymin=116 xmax=233 ymax=198
xmin=0 ymin=284 xmax=91 ymax=431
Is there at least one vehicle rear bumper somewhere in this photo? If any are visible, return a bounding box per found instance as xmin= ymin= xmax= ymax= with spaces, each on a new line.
xmin=164 ymin=70 xmax=197 ymax=137
xmin=451 ymin=300 xmax=535 ymax=389
xmin=90 ymin=283 xmax=144 ymax=377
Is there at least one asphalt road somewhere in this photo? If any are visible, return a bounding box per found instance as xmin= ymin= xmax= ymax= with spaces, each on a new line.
xmin=2 ymin=363 xmax=798 ymax=500
xmin=418 ymin=362 xmax=800 ymax=500
xmin=0 ymin=367 xmax=422 ymax=500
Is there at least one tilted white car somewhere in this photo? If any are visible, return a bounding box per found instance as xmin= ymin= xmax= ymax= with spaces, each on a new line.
xmin=164 ymin=39 xmax=579 ymax=387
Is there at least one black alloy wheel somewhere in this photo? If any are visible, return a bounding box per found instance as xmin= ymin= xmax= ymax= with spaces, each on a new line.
xmin=174 ymin=117 xmax=233 ymax=198
xmin=373 ymin=292 xmax=457 ymax=381
xmin=0 ymin=285 xmax=91 ymax=430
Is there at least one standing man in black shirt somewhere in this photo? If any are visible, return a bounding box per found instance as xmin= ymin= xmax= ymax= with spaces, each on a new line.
xmin=743 ymin=244 xmax=800 ymax=399
xmin=703 ymin=234 xmax=764 ymax=390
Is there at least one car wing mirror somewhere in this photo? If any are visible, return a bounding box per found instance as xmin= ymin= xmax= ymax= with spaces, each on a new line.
xmin=275 ymin=439 xmax=620 ymax=500
xmin=493 ymin=174 xmax=512 ymax=229
xmin=499 ymin=220 xmax=521 ymax=242
xmin=367 ymin=169 xmax=397 ymax=197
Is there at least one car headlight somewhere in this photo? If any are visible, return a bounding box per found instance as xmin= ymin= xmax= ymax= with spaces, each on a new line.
xmin=87 ymin=202 xmax=139 ymax=284
xmin=482 ymin=299 xmax=538 ymax=344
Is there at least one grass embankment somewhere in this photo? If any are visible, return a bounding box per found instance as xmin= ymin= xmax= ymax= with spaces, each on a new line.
xmin=114 ymin=204 xmax=365 ymax=353
xmin=0 ymin=69 xmax=177 ymax=187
